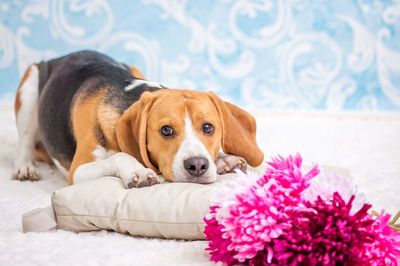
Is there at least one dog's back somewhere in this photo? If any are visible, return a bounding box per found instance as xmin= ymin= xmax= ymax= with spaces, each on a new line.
xmin=38 ymin=51 xmax=135 ymax=166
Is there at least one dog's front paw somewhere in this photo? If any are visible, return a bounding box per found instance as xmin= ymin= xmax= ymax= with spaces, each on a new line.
xmin=13 ymin=162 xmax=41 ymax=181
xmin=215 ymin=155 xmax=247 ymax=175
xmin=125 ymin=168 xmax=162 ymax=189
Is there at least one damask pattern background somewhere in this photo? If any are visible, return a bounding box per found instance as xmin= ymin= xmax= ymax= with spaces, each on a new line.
xmin=0 ymin=0 xmax=399 ymax=110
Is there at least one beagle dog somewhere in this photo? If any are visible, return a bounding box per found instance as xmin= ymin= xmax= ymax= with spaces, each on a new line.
xmin=13 ymin=50 xmax=264 ymax=188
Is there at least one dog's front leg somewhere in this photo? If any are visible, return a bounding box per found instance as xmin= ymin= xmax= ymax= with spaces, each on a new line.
xmin=73 ymin=152 xmax=163 ymax=188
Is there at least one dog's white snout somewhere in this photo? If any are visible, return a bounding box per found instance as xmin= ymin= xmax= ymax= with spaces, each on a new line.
xmin=171 ymin=113 xmax=217 ymax=183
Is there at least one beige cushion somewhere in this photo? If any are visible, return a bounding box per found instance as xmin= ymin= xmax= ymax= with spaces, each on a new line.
xmin=50 ymin=165 xmax=351 ymax=240
xmin=52 ymin=174 xmax=238 ymax=240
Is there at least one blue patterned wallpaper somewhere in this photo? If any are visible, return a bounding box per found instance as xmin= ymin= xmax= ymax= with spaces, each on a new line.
xmin=0 ymin=0 xmax=399 ymax=110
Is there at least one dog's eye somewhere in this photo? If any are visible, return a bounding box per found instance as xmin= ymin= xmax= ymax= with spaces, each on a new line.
xmin=160 ymin=126 xmax=174 ymax=137
xmin=202 ymin=123 xmax=214 ymax=134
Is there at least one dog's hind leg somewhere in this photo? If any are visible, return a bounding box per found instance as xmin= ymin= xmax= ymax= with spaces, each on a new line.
xmin=13 ymin=64 xmax=41 ymax=181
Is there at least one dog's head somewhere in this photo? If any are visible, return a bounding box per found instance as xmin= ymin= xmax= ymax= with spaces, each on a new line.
xmin=116 ymin=89 xmax=263 ymax=183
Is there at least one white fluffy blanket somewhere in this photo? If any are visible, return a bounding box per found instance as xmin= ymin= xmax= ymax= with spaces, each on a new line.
xmin=0 ymin=98 xmax=399 ymax=265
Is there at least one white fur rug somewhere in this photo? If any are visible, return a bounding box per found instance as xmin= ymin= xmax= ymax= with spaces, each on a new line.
xmin=0 ymin=98 xmax=399 ymax=265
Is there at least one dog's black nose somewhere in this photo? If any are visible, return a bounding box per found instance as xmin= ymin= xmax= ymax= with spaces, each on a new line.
xmin=183 ymin=157 xmax=209 ymax=177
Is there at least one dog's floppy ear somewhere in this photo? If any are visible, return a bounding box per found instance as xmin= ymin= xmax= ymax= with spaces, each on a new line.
xmin=208 ymin=92 xmax=264 ymax=167
xmin=115 ymin=91 xmax=158 ymax=171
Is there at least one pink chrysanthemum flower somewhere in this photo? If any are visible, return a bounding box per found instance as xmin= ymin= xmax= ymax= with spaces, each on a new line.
xmin=271 ymin=193 xmax=375 ymax=265
xmin=270 ymin=194 xmax=400 ymax=266
xmin=204 ymin=154 xmax=400 ymax=266
xmin=204 ymin=153 xmax=319 ymax=264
